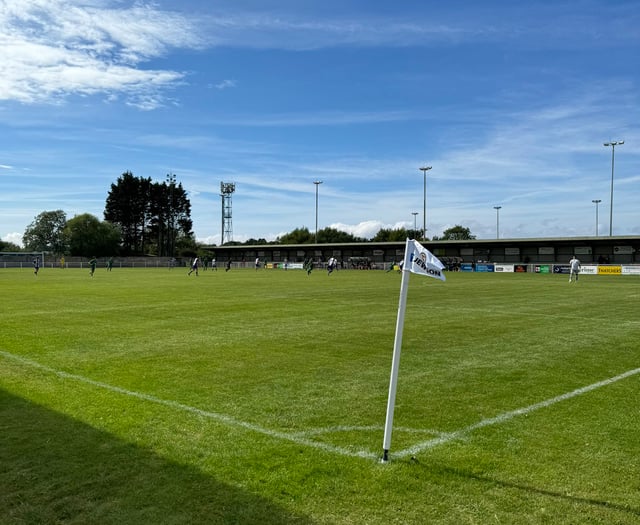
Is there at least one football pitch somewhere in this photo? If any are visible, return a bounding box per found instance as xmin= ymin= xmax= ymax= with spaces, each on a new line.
xmin=1 ymin=266 xmax=639 ymax=524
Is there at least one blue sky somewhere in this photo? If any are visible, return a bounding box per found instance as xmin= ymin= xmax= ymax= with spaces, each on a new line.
xmin=1 ymin=0 xmax=638 ymax=247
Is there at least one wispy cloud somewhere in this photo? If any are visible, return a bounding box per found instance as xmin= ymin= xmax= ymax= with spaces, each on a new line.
xmin=212 ymin=79 xmax=237 ymax=90
xmin=193 ymin=3 xmax=640 ymax=51
xmin=206 ymin=109 xmax=417 ymax=127
xmin=0 ymin=0 xmax=204 ymax=108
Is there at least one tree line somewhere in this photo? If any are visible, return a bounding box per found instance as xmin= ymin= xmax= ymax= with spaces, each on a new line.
xmin=266 ymin=224 xmax=475 ymax=244
xmin=4 ymin=170 xmax=475 ymax=256
xmin=13 ymin=171 xmax=195 ymax=257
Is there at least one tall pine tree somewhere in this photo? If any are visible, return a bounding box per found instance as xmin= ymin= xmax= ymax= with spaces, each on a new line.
xmin=105 ymin=171 xmax=193 ymax=255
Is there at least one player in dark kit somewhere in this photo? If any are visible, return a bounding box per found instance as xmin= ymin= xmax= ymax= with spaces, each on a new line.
xmin=89 ymin=256 xmax=97 ymax=276
xmin=304 ymin=258 xmax=314 ymax=276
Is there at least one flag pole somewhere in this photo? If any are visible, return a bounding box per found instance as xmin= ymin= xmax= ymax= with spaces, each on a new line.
xmin=382 ymin=238 xmax=412 ymax=462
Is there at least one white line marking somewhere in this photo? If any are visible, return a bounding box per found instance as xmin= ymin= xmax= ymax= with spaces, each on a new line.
xmin=2 ymin=350 xmax=638 ymax=462
xmin=291 ymin=425 xmax=447 ymax=438
xmin=395 ymin=366 xmax=640 ymax=458
xmin=0 ymin=350 xmax=377 ymax=460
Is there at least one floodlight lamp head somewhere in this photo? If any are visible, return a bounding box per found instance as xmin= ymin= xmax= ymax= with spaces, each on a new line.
xmin=220 ymin=182 xmax=236 ymax=194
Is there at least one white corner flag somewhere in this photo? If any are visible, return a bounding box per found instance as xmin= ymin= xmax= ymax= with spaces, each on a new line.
xmin=382 ymin=239 xmax=445 ymax=462
xmin=405 ymin=239 xmax=446 ymax=282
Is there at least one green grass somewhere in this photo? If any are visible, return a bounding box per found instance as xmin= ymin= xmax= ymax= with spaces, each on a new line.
xmin=1 ymin=266 xmax=639 ymax=524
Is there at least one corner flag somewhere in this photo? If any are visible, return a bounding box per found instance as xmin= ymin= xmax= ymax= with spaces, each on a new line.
xmin=405 ymin=239 xmax=446 ymax=281
xmin=382 ymin=239 xmax=446 ymax=462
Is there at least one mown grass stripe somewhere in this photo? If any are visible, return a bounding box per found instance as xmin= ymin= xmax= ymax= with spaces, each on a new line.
xmin=397 ymin=366 xmax=640 ymax=458
xmin=4 ymin=349 xmax=637 ymax=464
xmin=0 ymin=349 xmax=378 ymax=460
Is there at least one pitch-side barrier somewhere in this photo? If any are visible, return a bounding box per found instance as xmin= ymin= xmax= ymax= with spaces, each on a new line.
xmin=459 ymin=263 xmax=640 ymax=275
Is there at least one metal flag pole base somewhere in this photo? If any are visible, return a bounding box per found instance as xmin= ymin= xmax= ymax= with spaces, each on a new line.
xmin=381 ymin=449 xmax=390 ymax=463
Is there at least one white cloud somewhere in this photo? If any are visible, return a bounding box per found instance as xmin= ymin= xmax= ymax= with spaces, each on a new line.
xmin=328 ymin=221 xmax=408 ymax=240
xmin=213 ymin=79 xmax=237 ymax=90
xmin=2 ymin=232 xmax=23 ymax=247
xmin=197 ymin=235 xmax=218 ymax=245
xmin=0 ymin=0 xmax=203 ymax=108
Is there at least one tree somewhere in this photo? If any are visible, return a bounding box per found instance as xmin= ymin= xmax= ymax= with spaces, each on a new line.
xmin=438 ymin=225 xmax=476 ymax=241
xmin=244 ymin=238 xmax=269 ymax=245
xmin=65 ymin=214 xmax=121 ymax=257
xmin=275 ymin=227 xmax=314 ymax=244
xmin=275 ymin=226 xmax=365 ymax=244
xmin=316 ymin=227 xmax=365 ymax=244
xmin=23 ymin=210 xmax=68 ymax=254
xmin=148 ymin=175 xmax=193 ymax=256
xmin=105 ymin=171 xmax=193 ymax=256
xmin=104 ymin=171 xmax=152 ymax=255
xmin=174 ymin=234 xmax=197 ymax=257
xmin=0 ymin=240 xmax=22 ymax=251
xmin=371 ymin=228 xmax=411 ymax=242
